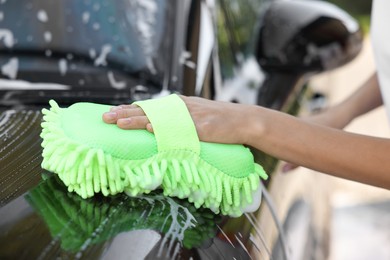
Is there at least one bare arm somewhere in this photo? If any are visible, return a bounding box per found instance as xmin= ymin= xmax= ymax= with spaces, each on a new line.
xmin=282 ymin=72 xmax=383 ymax=172
xmin=304 ymin=73 xmax=383 ymax=129
xmin=245 ymin=105 xmax=390 ymax=189
xmin=102 ymin=73 xmax=390 ymax=189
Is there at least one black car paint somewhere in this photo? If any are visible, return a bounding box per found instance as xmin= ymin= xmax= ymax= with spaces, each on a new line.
xmin=0 ymin=0 xmax=362 ymax=259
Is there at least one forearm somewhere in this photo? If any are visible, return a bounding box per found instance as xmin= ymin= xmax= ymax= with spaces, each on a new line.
xmin=308 ymin=73 xmax=383 ymax=129
xmin=246 ymin=106 xmax=390 ymax=189
xmin=345 ymin=72 xmax=383 ymax=118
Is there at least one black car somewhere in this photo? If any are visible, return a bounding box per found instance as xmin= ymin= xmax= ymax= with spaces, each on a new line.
xmin=0 ymin=0 xmax=362 ymax=259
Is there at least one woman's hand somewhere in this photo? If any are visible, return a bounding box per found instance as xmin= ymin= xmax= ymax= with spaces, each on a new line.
xmin=181 ymin=96 xmax=261 ymax=144
xmin=102 ymin=95 xmax=259 ymax=145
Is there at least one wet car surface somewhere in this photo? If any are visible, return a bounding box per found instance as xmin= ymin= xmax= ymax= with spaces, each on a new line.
xmin=0 ymin=0 xmax=362 ymax=259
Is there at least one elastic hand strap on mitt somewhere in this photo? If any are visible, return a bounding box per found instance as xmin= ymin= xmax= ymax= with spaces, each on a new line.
xmin=134 ymin=94 xmax=200 ymax=154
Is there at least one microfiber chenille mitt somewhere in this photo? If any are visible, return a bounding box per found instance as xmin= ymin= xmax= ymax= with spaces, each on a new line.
xmin=40 ymin=94 xmax=268 ymax=216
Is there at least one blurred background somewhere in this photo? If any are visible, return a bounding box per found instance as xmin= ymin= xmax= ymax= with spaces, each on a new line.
xmin=303 ymin=1 xmax=390 ymax=259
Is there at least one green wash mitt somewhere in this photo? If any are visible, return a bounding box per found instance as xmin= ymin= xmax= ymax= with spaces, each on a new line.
xmin=26 ymin=174 xmax=219 ymax=252
xmin=40 ymin=94 xmax=268 ymax=217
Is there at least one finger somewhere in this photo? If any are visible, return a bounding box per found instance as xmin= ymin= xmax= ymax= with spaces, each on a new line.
xmin=117 ymin=116 xmax=150 ymax=130
xmin=115 ymin=107 xmax=146 ymax=119
xmin=103 ymin=107 xmax=146 ymax=124
xmin=102 ymin=111 xmax=119 ymax=124
xmin=146 ymin=123 xmax=154 ymax=133
xmin=110 ymin=104 xmax=138 ymax=112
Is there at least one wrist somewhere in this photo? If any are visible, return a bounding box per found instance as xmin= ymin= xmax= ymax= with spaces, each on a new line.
xmin=241 ymin=106 xmax=267 ymax=146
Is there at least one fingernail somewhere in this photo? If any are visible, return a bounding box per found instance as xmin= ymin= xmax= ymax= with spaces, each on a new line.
xmin=105 ymin=112 xmax=117 ymax=120
xmin=118 ymin=118 xmax=131 ymax=125
xmin=146 ymin=123 xmax=153 ymax=132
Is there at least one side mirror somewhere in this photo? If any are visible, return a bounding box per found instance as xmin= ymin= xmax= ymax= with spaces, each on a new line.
xmin=256 ymin=0 xmax=363 ymax=73
xmin=255 ymin=0 xmax=363 ymax=109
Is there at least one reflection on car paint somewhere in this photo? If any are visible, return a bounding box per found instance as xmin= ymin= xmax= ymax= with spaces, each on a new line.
xmin=234 ymin=232 xmax=253 ymax=259
xmin=245 ymin=212 xmax=271 ymax=258
xmin=0 ymin=109 xmax=43 ymax=205
xmin=0 ymin=109 xmax=15 ymax=126
xmin=260 ymin=181 xmax=290 ymax=260
xmin=25 ymin=173 xmax=220 ymax=259
xmin=216 ymin=224 xmax=235 ymax=248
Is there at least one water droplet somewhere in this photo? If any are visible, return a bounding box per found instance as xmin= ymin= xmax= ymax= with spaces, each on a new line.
xmin=82 ymin=12 xmax=90 ymax=24
xmin=44 ymin=31 xmax=52 ymax=43
xmin=37 ymin=10 xmax=48 ymax=22
xmin=79 ymin=79 xmax=85 ymax=85
xmin=92 ymin=23 xmax=100 ymax=30
xmin=93 ymin=3 xmax=100 ymax=11
xmin=89 ymin=48 xmax=96 ymax=58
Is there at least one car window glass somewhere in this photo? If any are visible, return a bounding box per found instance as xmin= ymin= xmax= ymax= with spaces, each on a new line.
xmin=0 ymin=0 xmax=172 ymax=87
xmin=216 ymin=0 xmax=266 ymax=79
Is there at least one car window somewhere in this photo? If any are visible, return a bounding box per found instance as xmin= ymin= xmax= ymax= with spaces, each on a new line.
xmin=0 ymin=0 xmax=174 ymax=90
xmin=216 ymin=0 xmax=266 ymax=79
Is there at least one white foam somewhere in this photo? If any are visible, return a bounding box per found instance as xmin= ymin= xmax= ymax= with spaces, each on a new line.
xmin=58 ymin=59 xmax=67 ymax=76
xmin=143 ymin=175 xmax=162 ymax=191
xmin=0 ymin=79 xmax=70 ymax=90
xmin=94 ymin=44 xmax=111 ymax=66
xmin=241 ymin=180 xmax=263 ymax=213
xmin=1 ymin=58 xmax=18 ymax=79
xmin=107 ymin=71 xmax=126 ymax=90
xmin=156 ymin=195 xmax=196 ymax=259
xmin=0 ymin=29 xmax=15 ymax=48
xmin=0 ymin=110 xmax=15 ymax=128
